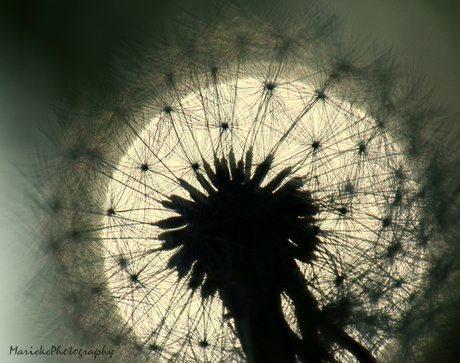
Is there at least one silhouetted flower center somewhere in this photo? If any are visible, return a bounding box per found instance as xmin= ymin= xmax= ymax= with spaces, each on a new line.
xmin=156 ymin=151 xmax=320 ymax=297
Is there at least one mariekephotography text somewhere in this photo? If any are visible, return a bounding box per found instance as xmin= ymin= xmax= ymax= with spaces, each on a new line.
xmin=9 ymin=345 xmax=114 ymax=359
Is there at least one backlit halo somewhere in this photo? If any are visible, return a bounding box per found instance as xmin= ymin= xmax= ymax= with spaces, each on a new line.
xmin=102 ymin=74 xmax=427 ymax=362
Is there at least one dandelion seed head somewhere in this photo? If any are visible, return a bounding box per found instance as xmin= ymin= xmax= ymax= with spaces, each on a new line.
xmin=33 ymin=1 xmax=459 ymax=362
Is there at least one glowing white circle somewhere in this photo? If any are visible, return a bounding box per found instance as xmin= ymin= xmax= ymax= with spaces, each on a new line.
xmin=102 ymin=76 xmax=426 ymax=362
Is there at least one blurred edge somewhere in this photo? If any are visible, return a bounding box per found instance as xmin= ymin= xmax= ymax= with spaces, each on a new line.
xmin=0 ymin=0 xmax=459 ymax=362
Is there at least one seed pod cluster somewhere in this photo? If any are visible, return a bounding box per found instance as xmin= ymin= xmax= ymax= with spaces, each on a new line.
xmin=32 ymin=1 xmax=460 ymax=362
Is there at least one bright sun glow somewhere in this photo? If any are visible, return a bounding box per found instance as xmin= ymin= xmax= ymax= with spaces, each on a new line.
xmin=102 ymin=76 xmax=426 ymax=362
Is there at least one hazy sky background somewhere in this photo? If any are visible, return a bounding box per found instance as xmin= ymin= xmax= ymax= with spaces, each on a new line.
xmin=0 ymin=0 xmax=459 ymax=361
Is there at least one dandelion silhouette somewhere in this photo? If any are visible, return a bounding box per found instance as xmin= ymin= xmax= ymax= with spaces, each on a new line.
xmin=35 ymin=1 xmax=460 ymax=363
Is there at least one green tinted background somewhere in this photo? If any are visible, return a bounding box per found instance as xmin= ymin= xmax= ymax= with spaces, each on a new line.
xmin=0 ymin=0 xmax=459 ymax=361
